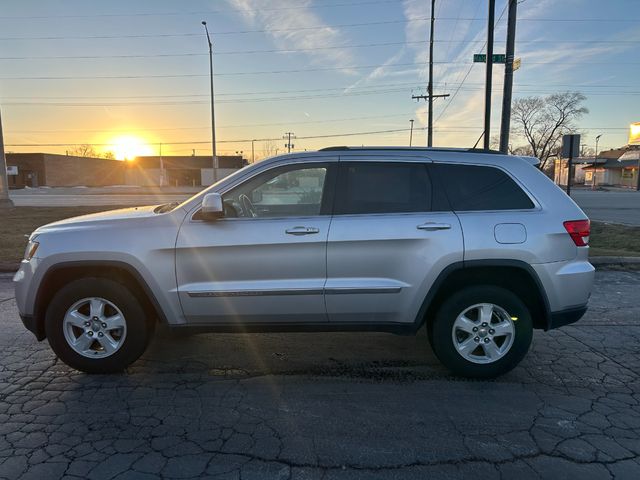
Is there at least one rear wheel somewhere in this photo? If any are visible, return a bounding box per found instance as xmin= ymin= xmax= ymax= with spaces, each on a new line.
xmin=45 ymin=277 xmax=153 ymax=373
xmin=430 ymin=286 xmax=532 ymax=378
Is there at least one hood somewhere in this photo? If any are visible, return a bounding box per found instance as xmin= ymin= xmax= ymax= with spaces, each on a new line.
xmin=34 ymin=205 xmax=163 ymax=235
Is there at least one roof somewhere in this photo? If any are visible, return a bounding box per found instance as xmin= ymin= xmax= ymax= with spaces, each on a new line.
xmin=256 ymin=146 xmax=541 ymax=168
xmin=319 ymin=146 xmax=502 ymax=154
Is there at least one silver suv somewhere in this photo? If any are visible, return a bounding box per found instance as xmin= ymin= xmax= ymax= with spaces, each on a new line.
xmin=13 ymin=147 xmax=594 ymax=377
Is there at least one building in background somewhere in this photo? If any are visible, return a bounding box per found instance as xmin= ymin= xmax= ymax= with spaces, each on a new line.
xmin=5 ymin=153 xmax=248 ymax=188
xmin=126 ymin=155 xmax=247 ymax=187
xmin=6 ymin=153 xmax=124 ymax=188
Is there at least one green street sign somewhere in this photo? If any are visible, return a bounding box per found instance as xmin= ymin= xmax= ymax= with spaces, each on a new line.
xmin=473 ymin=54 xmax=506 ymax=64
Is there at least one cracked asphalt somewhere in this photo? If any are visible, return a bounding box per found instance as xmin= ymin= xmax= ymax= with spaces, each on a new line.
xmin=1 ymin=270 xmax=639 ymax=479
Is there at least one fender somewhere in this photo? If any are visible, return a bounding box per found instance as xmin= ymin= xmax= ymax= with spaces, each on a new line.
xmin=34 ymin=260 xmax=171 ymax=333
xmin=413 ymin=259 xmax=553 ymax=331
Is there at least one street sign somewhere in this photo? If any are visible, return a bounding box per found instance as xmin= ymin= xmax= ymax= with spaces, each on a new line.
xmin=6 ymin=166 xmax=18 ymax=175
xmin=473 ymin=53 xmax=506 ymax=63
xmin=562 ymin=134 xmax=580 ymax=159
xmin=513 ymin=57 xmax=521 ymax=71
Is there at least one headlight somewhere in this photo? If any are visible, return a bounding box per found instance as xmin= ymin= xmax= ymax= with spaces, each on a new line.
xmin=24 ymin=237 xmax=39 ymax=261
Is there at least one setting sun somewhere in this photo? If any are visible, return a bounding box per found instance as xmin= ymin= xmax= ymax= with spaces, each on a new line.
xmin=109 ymin=135 xmax=155 ymax=161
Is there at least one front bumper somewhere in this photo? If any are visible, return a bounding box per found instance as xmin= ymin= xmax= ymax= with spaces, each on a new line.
xmin=548 ymin=305 xmax=588 ymax=330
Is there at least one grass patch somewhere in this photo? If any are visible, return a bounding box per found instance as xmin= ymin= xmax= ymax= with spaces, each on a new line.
xmin=0 ymin=206 xmax=127 ymax=271
xmin=589 ymin=221 xmax=640 ymax=257
xmin=1 ymin=207 xmax=639 ymax=272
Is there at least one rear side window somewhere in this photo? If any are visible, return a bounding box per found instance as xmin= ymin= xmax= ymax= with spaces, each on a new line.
xmin=432 ymin=163 xmax=534 ymax=211
xmin=335 ymin=162 xmax=431 ymax=214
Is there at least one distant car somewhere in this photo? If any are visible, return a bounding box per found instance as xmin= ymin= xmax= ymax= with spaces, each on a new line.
xmin=14 ymin=147 xmax=594 ymax=377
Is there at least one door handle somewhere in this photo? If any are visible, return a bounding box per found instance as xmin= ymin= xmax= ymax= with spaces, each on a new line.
xmin=285 ymin=226 xmax=320 ymax=235
xmin=417 ymin=222 xmax=451 ymax=231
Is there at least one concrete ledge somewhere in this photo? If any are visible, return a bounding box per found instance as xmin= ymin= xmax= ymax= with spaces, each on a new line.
xmin=590 ymin=256 xmax=640 ymax=266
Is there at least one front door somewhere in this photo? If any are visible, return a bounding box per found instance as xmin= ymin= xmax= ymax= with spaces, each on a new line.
xmin=176 ymin=160 xmax=337 ymax=324
xmin=325 ymin=160 xmax=464 ymax=325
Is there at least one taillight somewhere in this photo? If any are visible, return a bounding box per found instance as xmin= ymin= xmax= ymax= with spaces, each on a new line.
xmin=563 ymin=220 xmax=590 ymax=247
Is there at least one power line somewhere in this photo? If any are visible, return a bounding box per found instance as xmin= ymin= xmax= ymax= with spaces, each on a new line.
xmin=4 ymin=38 xmax=636 ymax=58
xmin=0 ymin=1 xmax=401 ymax=19
xmin=0 ymin=41 xmax=429 ymax=60
xmin=435 ymin=1 xmax=509 ymax=124
xmin=5 ymin=112 xmax=418 ymax=134
xmin=0 ymin=18 xmax=636 ymax=42
xmin=4 ymin=60 xmax=640 ymax=81
xmin=1 ymin=80 xmax=636 ymax=102
xmin=5 ymin=127 xmax=420 ymax=148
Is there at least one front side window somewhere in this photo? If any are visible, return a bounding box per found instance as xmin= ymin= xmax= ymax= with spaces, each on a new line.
xmin=223 ymin=164 xmax=328 ymax=218
xmin=431 ymin=163 xmax=534 ymax=211
xmin=335 ymin=162 xmax=432 ymax=215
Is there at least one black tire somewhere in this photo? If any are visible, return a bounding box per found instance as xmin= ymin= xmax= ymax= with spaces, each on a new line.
xmin=430 ymin=285 xmax=532 ymax=378
xmin=45 ymin=277 xmax=153 ymax=373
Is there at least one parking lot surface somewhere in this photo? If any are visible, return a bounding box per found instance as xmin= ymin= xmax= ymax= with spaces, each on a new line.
xmin=1 ymin=270 xmax=639 ymax=479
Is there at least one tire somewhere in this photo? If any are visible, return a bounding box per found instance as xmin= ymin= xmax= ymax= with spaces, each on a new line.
xmin=430 ymin=285 xmax=532 ymax=378
xmin=45 ymin=277 xmax=153 ymax=373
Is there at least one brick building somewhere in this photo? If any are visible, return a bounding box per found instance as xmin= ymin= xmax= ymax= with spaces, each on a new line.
xmin=126 ymin=155 xmax=247 ymax=186
xmin=6 ymin=153 xmax=247 ymax=188
xmin=6 ymin=153 xmax=125 ymax=188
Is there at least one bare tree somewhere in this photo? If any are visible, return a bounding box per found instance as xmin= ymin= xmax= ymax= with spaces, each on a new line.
xmin=511 ymin=92 xmax=588 ymax=170
xmin=260 ymin=140 xmax=278 ymax=160
xmin=71 ymin=144 xmax=99 ymax=158
xmin=103 ymin=150 xmax=116 ymax=160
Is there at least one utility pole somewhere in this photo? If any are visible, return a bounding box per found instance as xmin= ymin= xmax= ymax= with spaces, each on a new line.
xmin=251 ymin=139 xmax=255 ymax=163
xmin=499 ymin=0 xmax=517 ymax=154
xmin=409 ymin=119 xmax=414 ymax=146
xmin=283 ymin=132 xmax=295 ymax=153
xmin=592 ymin=134 xmax=602 ymax=190
xmin=159 ymin=143 xmax=164 ymax=187
xmin=0 ymin=107 xmax=14 ymax=208
xmin=484 ymin=0 xmax=496 ymax=150
xmin=202 ymin=21 xmax=218 ymax=184
xmin=412 ymin=0 xmax=448 ymax=146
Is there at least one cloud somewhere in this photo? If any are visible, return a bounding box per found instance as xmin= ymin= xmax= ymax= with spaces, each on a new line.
xmin=225 ymin=0 xmax=355 ymax=70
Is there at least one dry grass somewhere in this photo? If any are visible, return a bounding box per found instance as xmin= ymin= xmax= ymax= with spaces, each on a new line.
xmin=589 ymin=221 xmax=640 ymax=257
xmin=0 ymin=206 xmax=127 ymax=271
xmin=1 ymin=207 xmax=639 ymax=271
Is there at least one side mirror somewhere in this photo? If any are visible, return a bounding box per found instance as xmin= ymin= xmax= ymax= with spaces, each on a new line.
xmin=201 ymin=193 xmax=224 ymax=220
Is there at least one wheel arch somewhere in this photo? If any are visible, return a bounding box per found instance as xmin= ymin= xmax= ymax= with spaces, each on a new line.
xmin=34 ymin=261 xmax=170 ymax=340
xmin=416 ymin=260 xmax=552 ymax=338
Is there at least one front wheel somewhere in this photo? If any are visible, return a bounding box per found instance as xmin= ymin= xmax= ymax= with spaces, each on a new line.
xmin=430 ymin=286 xmax=532 ymax=378
xmin=45 ymin=277 xmax=153 ymax=373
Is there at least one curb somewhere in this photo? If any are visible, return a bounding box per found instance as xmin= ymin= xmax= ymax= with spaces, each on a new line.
xmin=589 ymin=256 xmax=640 ymax=267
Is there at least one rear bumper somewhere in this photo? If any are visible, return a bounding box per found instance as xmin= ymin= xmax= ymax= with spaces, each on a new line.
xmin=20 ymin=314 xmax=45 ymax=341
xmin=548 ymin=305 xmax=587 ymax=330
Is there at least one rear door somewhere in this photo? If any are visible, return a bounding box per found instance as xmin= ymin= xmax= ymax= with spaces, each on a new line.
xmin=325 ymin=159 xmax=464 ymax=325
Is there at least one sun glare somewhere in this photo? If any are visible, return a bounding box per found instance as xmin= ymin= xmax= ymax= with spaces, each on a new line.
xmin=109 ymin=135 xmax=154 ymax=161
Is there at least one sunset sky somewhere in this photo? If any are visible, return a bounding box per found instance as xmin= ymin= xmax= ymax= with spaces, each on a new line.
xmin=0 ymin=0 xmax=638 ymax=160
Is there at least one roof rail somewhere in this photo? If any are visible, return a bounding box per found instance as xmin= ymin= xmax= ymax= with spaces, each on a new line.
xmin=318 ymin=146 xmax=503 ymax=154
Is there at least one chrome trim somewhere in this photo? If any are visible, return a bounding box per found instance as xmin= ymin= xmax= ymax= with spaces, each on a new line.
xmin=187 ymin=286 xmax=403 ymax=297
xmin=324 ymin=287 xmax=403 ymax=295
xmin=188 ymin=288 xmax=324 ymax=298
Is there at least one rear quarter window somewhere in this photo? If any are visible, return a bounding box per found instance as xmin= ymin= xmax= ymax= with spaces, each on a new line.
xmin=431 ymin=163 xmax=534 ymax=211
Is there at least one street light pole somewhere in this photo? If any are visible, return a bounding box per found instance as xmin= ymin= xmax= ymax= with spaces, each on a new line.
xmin=202 ymin=21 xmax=218 ymax=184
xmin=593 ymin=134 xmax=602 ymax=190
xmin=0 ymin=107 xmax=14 ymax=208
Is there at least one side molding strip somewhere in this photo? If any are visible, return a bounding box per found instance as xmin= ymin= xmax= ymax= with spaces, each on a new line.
xmin=187 ymin=289 xmax=324 ymax=298
xmin=187 ymin=286 xmax=403 ymax=297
